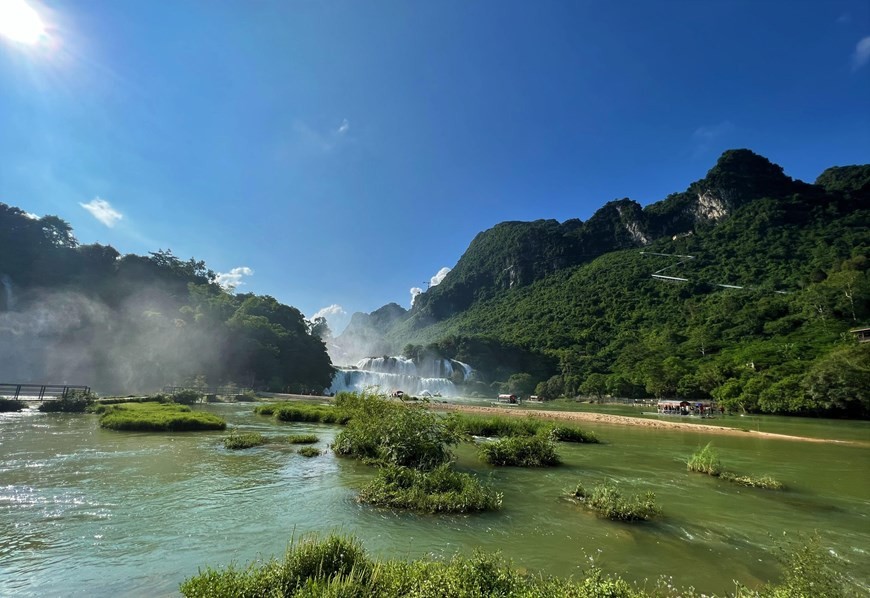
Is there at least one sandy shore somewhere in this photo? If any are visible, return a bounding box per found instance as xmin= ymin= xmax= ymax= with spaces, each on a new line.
xmin=428 ymin=403 xmax=857 ymax=445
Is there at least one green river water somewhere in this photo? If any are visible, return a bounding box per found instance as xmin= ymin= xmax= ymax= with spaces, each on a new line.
xmin=1 ymin=403 xmax=868 ymax=597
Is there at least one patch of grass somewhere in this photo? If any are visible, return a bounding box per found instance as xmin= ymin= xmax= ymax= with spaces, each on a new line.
xmin=687 ymin=442 xmax=723 ymax=476
xmin=358 ymin=464 xmax=502 ymax=514
xmin=446 ymin=414 xmax=599 ymax=444
xmin=287 ymin=433 xmax=319 ymax=444
xmin=255 ymin=402 xmax=350 ymax=424
xmin=224 ymin=432 xmax=268 ymax=449
xmin=297 ymin=446 xmax=322 ymax=457
xmin=0 ymin=398 xmax=26 ymax=412
xmin=98 ymin=402 xmax=226 ymax=432
xmin=720 ymin=472 xmax=784 ymax=490
xmin=546 ymin=425 xmax=599 ymax=443
xmin=477 ymin=435 xmax=561 ymax=467
xmin=171 ymin=389 xmax=204 ymax=405
xmin=573 ymin=481 xmax=661 ymax=522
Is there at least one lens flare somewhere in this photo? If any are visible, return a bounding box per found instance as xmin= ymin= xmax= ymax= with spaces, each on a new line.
xmin=0 ymin=0 xmax=45 ymax=45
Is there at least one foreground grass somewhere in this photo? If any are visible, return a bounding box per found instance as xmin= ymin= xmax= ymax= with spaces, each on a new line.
xmin=478 ymin=435 xmax=561 ymax=467
xmin=688 ymin=443 xmax=784 ymax=490
xmin=358 ymin=464 xmax=502 ymax=514
xmin=224 ymin=432 xmax=268 ymax=449
xmin=180 ymin=532 xmax=845 ymax=598
xmin=572 ymin=481 xmax=661 ymax=522
xmin=98 ymin=402 xmax=226 ymax=432
xmin=447 ymin=414 xmax=598 ymax=443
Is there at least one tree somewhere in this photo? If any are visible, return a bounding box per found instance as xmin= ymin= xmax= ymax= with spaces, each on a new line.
xmin=801 ymin=344 xmax=870 ymax=417
xmin=579 ymin=373 xmax=607 ymax=401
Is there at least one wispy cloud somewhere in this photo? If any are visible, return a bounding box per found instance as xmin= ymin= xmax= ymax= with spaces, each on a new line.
xmin=409 ymin=287 xmax=423 ymax=306
xmin=837 ymin=13 xmax=851 ymax=24
xmin=216 ymin=266 xmax=253 ymax=290
xmin=292 ymin=118 xmax=352 ymax=154
xmin=429 ymin=267 xmax=451 ymax=287
xmin=337 ymin=119 xmax=350 ymax=135
xmin=312 ymin=303 xmax=346 ymax=320
xmin=852 ymin=36 xmax=870 ymax=71
xmin=79 ymin=197 xmax=123 ymax=228
xmin=692 ymin=120 xmax=734 ymax=155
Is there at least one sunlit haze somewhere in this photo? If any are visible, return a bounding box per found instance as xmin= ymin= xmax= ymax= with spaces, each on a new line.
xmin=0 ymin=0 xmax=45 ymax=45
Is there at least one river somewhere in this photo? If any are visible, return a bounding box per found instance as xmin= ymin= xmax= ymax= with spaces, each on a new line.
xmin=1 ymin=403 xmax=868 ymax=596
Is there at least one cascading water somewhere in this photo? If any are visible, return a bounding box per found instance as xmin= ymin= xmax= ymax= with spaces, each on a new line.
xmin=0 ymin=274 xmax=13 ymax=310
xmin=328 ymin=356 xmax=475 ymax=397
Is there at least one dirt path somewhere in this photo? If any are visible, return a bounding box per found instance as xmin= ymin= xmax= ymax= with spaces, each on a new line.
xmin=429 ymin=403 xmax=858 ymax=445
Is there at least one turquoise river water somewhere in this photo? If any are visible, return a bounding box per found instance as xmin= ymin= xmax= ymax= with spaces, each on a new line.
xmin=1 ymin=403 xmax=868 ymax=596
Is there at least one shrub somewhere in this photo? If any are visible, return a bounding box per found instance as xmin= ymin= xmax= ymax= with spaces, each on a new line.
xmin=0 ymin=398 xmax=26 ymax=412
xmin=98 ymin=402 xmax=226 ymax=432
xmin=546 ymin=425 xmax=599 ymax=443
xmin=297 ymin=447 xmax=321 ymax=457
xmin=39 ymin=394 xmax=94 ymax=412
xmin=224 ymin=432 xmax=268 ymax=449
xmin=256 ymin=402 xmax=350 ymax=424
xmin=171 ymin=389 xmax=204 ymax=405
xmin=287 ymin=434 xmax=319 ymax=444
xmin=573 ymin=481 xmax=661 ymax=522
xmin=478 ymin=436 xmax=561 ymax=467
xmin=357 ymin=464 xmax=502 ymax=514
xmin=234 ymin=391 xmax=257 ymax=402
xmin=687 ymin=442 xmax=723 ymax=476
xmin=333 ymin=392 xmax=457 ymax=470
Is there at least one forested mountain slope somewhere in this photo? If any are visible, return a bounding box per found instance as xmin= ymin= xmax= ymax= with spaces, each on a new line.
xmin=378 ymin=151 xmax=870 ymax=416
xmin=0 ymin=205 xmax=334 ymax=394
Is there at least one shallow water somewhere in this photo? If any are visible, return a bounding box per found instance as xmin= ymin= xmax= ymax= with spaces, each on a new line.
xmin=1 ymin=404 xmax=868 ymax=596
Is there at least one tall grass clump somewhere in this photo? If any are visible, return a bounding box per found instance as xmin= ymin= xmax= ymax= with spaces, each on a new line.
xmin=98 ymin=402 xmax=226 ymax=432
xmin=688 ymin=443 xmax=784 ymax=490
xmin=358 ymin=464 xmax=503 ymax=514
xmin=287 ymin=433 xmax=319 ymax=444
xmin=478 ymin=435 xmax=561 ymax=467
xmin=572 ymin=481 xmax=661 ymax=522
xmin=224 ymin=431 xmax=268 ymax=449
xmin=687 ymin=442 xmax=723 ymax=476
xmin=297 ymin=447 xmax=322 ymax=457
xmin=0 ymin=398 xmax=26 ymax=412
xmin=255 ymin=402 xmax=350 ymax=424
xmin=39 ymin=391 xmax=94 ymax=413
xmin=446 ymin=414 xmax=599 ymax=444
xmin=171 ymin=389 xmax=204 ymax=405
xmin=546 ymin=425 xmax=599 ymax=443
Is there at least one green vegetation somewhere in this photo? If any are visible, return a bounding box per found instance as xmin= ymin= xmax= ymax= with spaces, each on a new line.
xmin=572 ymin=481 xmax=661 ymax=522
xmin=255 ymin=402 xmax=349 ymax=424
xmin=180 ymin=532 xmax=845 ymax=597
xmin=297 ymin=446 xmax=322 ymax=457
xmin=333 ymin=392 xmax=457 ymax=469
xmin=687 ymin=443 xmax=783 ymax=490
xmin=287 ymin=433 xmax=319 ymax=444
xmin=687 ymin=442 xmax=723 ymax=476
xmin=446 ymin=413 xmax=598 ymax=443
xmin=477 ymin=436 xmax=561 ymax=467
xmin=358 ymin=464 xmax=502 ymax=514
xmin=171 ymin=389 xmax=203 ymax=405
xmin=39 ymin=392 xmax=94 ymax=413
xmin=98 ymin=402 xmax=226 ymax=432
xmin=0 ymin=398 xmax=25 ymax=412
xmin=0 ymin=203 xmax=334 ymax=395
xmin=234 ymin=390 xmax=258 ymax=402
xmin=223 ymin=432 xmax=268 ymax=449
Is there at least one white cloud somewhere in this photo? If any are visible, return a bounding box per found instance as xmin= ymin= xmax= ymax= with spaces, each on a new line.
xmin=79 ymin=197 xmax=123 ymax=228
xmin=24 ymin=212 xmax=39 ymax=220
xmin=837 ymin=13 xmax=851 ymax=24
xmin=693 ymin=121 xmax=734 ymax=141
xmin=337 ymin=118 xmax=350 ymax=135
xmin=312 ymin=303 xmax=346 ymax=320
xmin=852 ymin=36 xmax=870 ymax=70
xmin=410 ymin=287 xmax=423 ymax=306
xmin=216 ymin=266 xmax=253 ymax=290
xmin=430 ymin=267 xmax=451 ymax=287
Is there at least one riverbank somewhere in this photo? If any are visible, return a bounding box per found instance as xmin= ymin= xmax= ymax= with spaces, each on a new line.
xmin=428 ymin=402 xmax=862 ymax=445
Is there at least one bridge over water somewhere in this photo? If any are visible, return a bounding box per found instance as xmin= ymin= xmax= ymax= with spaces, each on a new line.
xmin=0 ymin=384 xmax=91 ymax=401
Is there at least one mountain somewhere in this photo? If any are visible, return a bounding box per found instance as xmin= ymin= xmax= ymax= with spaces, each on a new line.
xmin=337 ymin=150 xmax=870 ymax=416
xmin=331 ymin=302 xmax=408 ymax=365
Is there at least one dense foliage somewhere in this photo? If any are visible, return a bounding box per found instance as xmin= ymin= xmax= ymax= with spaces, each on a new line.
xmin=0 ymin=203 xmax=334 ymax=394
xmin=572 ymin=481 xmax=661 ymax=522
xmin=180 ymin=532 xmax=846 ymax=598
xmin=374 ymin=151 xmax=870 ymax=417
xmin=477 ymin=436 xmax=561 ymax=467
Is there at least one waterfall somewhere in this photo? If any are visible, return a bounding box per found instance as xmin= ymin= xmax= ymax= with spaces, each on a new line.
xmin=329 ymin=355 xmax=476 ymax=397
xmin=0 ymin=274 xmax=13 ymax=310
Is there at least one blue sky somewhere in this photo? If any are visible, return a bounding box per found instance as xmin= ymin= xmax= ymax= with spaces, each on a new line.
xmin=1 ymin=0 xmax=868 ymax=334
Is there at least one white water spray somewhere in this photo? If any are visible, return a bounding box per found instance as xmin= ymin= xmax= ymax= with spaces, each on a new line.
xmin=1 ymin=274 xmax=14 ymax=310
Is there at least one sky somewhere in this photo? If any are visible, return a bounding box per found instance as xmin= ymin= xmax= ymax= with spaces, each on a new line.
xmin=1 ymin=0 xmax=868 ymax=335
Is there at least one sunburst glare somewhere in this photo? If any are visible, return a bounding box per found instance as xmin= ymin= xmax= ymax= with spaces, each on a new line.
xmin=0 ymin=0 xmax=46 ymax=45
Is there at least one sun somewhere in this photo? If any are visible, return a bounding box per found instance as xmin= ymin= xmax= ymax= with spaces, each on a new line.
xmin=0 ymin=0 xmax=46 ymax=45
